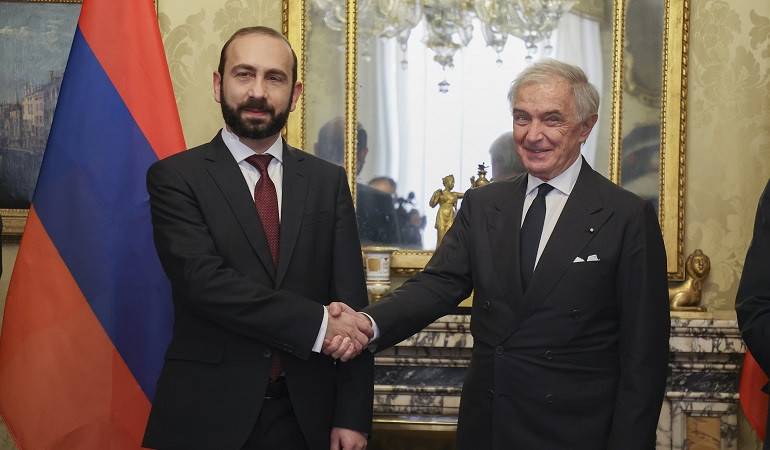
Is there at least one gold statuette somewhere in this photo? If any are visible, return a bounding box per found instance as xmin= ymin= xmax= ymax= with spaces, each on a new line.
xmin=429 ymin=175 xmax=464 ymax=245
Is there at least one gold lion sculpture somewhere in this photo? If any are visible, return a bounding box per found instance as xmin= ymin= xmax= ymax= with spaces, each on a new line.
xmin=669 ymin=249 xmax=711 ymax=311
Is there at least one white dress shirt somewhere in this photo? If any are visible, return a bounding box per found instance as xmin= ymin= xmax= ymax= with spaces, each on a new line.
xmin=221 ymin=127 xmax=328 ymax=353
xmin=521 ymin=155 xmax=583 ymax=268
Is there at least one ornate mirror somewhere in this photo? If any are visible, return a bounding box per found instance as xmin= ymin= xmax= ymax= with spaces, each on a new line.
xmin=285 ymin=0 xmax=688 ymax=279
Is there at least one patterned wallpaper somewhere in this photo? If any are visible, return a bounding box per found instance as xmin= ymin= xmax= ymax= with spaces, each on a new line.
xmin=687 ymin=0 xmax=770 ymax=311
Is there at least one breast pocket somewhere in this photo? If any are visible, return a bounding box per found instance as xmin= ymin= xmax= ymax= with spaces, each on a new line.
xmin=565 ymin=245 xmax=618 ymax=291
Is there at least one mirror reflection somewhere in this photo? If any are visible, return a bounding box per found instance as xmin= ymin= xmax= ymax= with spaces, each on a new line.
xmin=300 ymin=0 xmax=682 ymax=274
xmin=344 ymin=1 xmax=611 ymax=249
xmin=620 ymin=0 xmax=663 ymax=212
xmin=304 ymin=3 xmax=346 ymax=161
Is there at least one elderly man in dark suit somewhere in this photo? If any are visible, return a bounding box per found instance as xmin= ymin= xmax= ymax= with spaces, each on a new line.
xmin=736 ymin=180 xmax=770 ymax=450
xmin=327 ymin=59 xmax=670 ymax=449
xmin=143 ymin=26 xmax=373 ymax=450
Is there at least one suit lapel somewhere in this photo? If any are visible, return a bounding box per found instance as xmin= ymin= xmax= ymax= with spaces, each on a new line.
xmin=521 ymin=161 xmax=613 ymax=311
xmin=204 ymin=133 xmax=276 ymax=281
xmin=276 ymin=143 xmax=308 ymax=287
xmin=486 ymin=176 xmax=527 ymax=301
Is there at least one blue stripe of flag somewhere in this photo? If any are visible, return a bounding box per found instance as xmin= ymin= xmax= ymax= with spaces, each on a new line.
xmin=33 ymin=28 xmax=172 ymax=400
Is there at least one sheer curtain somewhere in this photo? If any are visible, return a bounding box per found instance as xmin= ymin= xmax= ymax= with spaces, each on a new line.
xmin=360 ymin=12 xmax=602 ymax=249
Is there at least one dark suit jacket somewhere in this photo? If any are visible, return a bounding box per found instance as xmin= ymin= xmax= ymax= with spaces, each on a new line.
xmin=356 ymin=183 xmax=401 ymax=246
xmin=736 ymin=179 xmax=770 ymax=450
xmin=365 ymin=159 xmax=669 ymax=450
xmin=142 ymin=132 xmax=373 ymax=450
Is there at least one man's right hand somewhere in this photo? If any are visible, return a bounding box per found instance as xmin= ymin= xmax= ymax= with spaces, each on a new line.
xmin=323 ymin=301 xmax=373 ymax=362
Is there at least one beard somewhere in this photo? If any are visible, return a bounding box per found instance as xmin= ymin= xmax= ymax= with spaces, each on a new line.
xmin=220 ymin=85 xmax=292 ymax=140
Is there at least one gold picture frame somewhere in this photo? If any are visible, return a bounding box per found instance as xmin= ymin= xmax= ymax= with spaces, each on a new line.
xmin=609 ymin=0 xmax=689 ymax=280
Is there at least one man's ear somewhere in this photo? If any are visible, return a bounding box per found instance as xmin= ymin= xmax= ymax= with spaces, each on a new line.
xmin=290 ymin=81 xmax=304 ymax=112
xmin=579 ymin=114 xmax=598 ymax=143
xmin=359 ymin=147 xmax=369 ymax=166
xmin=213 ymin=71 xmax=222 ymax=104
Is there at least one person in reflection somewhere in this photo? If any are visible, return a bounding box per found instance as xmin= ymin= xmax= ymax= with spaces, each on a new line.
xmin=488 ymin=131 xmax=526 ymax=181
xmin=368 ymin=176 xmax=396 ymax=195
xmin=143 ymin=26 xmax=372 ymax=450
xmin=324 ymin=59 xmax=670 ymax=450
xmin=736 ymin=179 xmax=770 ymax=450
xmin=315 ymin=117 xmax=401 ymax=246
xmin=621 ymin=123 xmax=660 ymax=211
xmin=368 ymin=176 xmax=425 ymax=248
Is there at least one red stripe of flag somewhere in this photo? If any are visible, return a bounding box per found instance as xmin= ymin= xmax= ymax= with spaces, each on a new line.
xmin=0 ymin=0 xmax=184 ymax=447
xmin=79 ymin=0 xmax=185 ymax=159
xmin=740 ymin=351 xmax=768 ymax=441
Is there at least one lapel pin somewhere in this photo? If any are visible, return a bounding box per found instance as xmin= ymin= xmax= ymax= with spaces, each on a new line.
xmin=588 ymin=227 xmax=595 ymax=233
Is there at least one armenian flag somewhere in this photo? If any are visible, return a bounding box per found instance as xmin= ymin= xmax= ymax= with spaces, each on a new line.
xmin=0 ymin=0 xmax=184 ymax=447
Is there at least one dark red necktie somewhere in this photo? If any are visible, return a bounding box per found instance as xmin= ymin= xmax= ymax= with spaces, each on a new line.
xmin=246 ymin=154 xmax=280 ymax=267
xmin=245 ymin=154 xmax=282 ymax=379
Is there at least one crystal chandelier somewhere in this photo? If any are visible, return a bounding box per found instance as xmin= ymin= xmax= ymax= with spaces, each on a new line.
xmin=312 ymin=0 xmax=575 ymax=88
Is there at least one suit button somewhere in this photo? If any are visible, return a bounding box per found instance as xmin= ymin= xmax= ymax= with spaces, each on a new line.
xmin=495 ymin=346 xmax=504 ymax=356
xmin=483 ymin=300 xmax=491 ymax=310
xmin=544 ymin=350 xmax=553 ymax=360
xmin=570 ymin=308 xmax=581 ymax=319
xmin=545 ymin=393 xmax=553 ymax=404
xmin=263 ymin=349 xmax=272 ymax=358
xmin=487 ymin=389 xmax=495 ymax=399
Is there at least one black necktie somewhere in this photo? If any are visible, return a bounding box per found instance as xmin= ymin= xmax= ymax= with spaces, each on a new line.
xmin=520 ymin=183 xmax=554 ymax=292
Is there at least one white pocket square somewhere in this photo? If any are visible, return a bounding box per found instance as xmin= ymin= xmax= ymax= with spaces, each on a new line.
xmin=586 ymin=254 xmax=600 ymax=262
xmin=572 ymin=257 xmax=585 ymax=263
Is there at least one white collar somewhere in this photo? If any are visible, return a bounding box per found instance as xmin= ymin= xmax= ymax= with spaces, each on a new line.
xmin=525 ymin=155 xmax=583 ymax=196
xmin=221 ymin=127 xmax=284 ymax=164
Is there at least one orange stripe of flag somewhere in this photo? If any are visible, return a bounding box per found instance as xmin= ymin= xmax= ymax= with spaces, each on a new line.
xmin=0 ymin=209 xmax=150 ymax=449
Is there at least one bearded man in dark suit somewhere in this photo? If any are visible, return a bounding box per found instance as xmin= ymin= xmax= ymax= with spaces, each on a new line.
xmin=327 ymin=59 xmax=670 ymax=450
xmin=143 ymin=26 xmax=373 ymax=450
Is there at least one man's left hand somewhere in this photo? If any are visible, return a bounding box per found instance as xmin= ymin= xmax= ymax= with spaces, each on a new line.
xmin=330 ymin=427 xmax=367 ymax=450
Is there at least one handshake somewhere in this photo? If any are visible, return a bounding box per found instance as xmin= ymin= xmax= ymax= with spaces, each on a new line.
xmin=322 ymin=302 xmax=374 ymax=362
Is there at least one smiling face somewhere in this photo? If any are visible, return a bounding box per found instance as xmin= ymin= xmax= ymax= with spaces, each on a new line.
xmin=213 ymin=33 xmax=302 ymax=146
xmin=512 ymin=76 xmax=597 ymax=181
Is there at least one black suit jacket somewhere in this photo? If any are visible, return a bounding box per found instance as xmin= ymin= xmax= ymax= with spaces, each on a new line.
xmin=736 ymin=179 xmax=770 ymax=450
xmin=142 ymin=132 xmax=373 ymax=450
xmin=356 ymin=183 xmax=401 ymax=246
xmin=365 ymin=159 xmax=669 ymax=450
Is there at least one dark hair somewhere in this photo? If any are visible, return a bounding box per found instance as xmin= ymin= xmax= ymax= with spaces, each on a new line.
xmin=218 ymin=26 xmax=298 ymax=85
xmin=369 ymin=176 xmax=396 ymax=190
xmin=315 ymin=117 xmax=367 ymax=165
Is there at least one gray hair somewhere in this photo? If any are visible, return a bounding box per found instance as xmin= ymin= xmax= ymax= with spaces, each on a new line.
xmin=507 ymin=59 xmax=599 ymax=122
